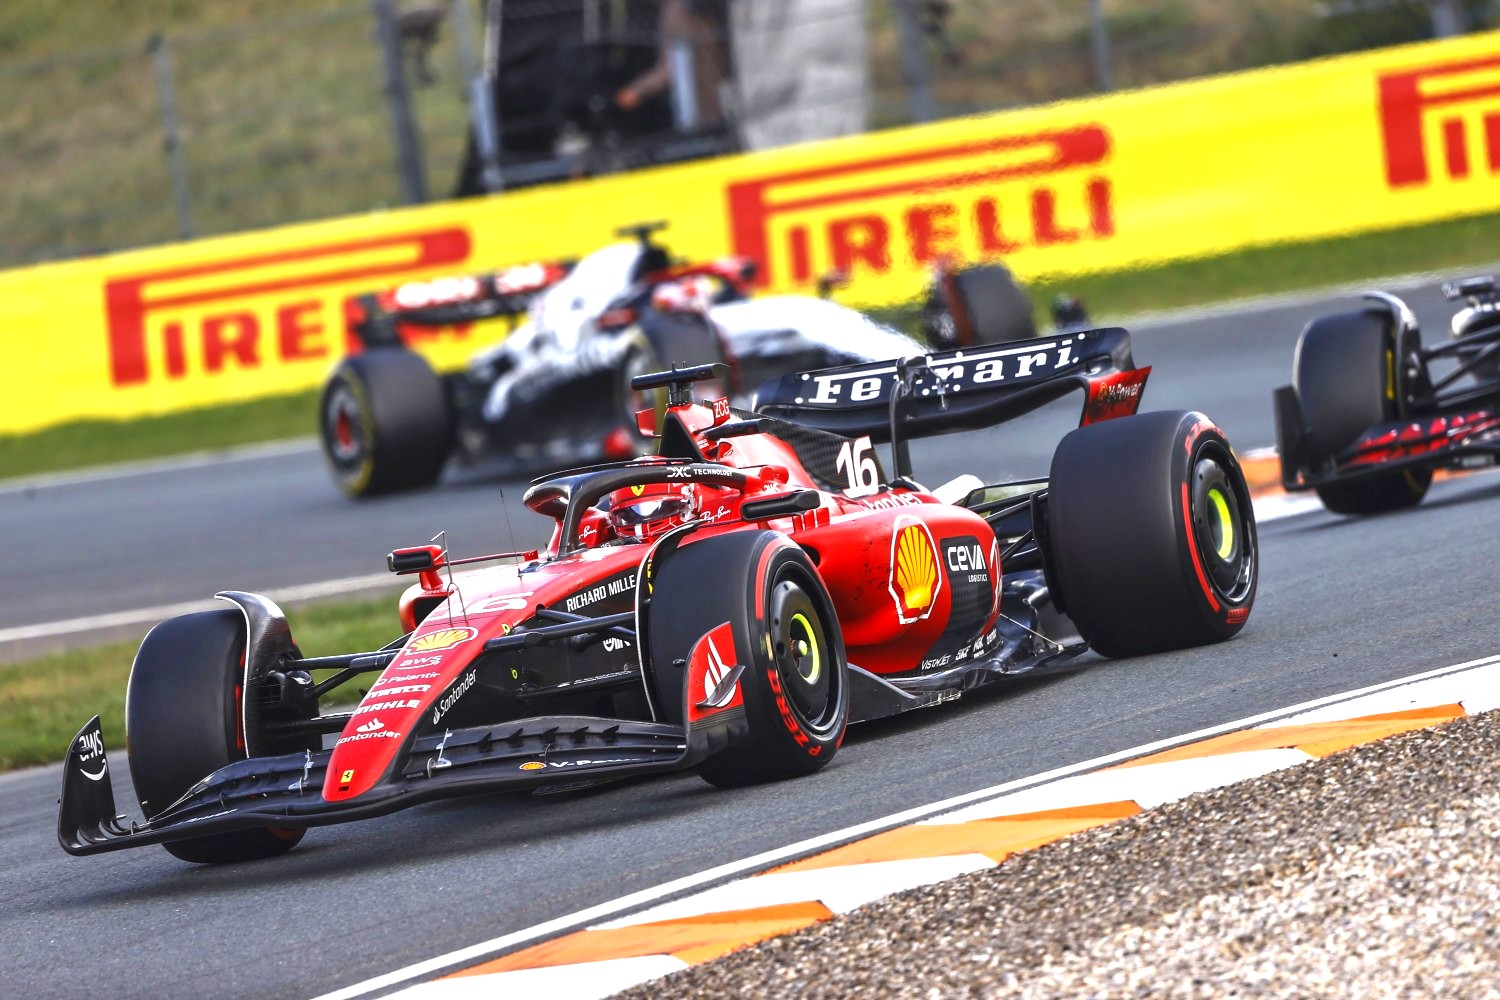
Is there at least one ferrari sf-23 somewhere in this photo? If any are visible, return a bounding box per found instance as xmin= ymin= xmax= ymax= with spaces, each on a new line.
xmin=1275 ymin=276 xmax=1500 ymax=515
xmin=320 ymin=223 xmax=1044 ymax=497
xmin=62 ymin=332 xmax=1256 ymax=864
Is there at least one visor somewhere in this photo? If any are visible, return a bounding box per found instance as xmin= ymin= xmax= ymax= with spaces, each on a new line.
xmin=612 ymin=496 xmax=691 ymax=528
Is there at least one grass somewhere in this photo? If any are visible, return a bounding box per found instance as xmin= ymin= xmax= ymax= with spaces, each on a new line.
xmin=6 ymin=207 xmax=1500 ymax=482
xmin=0 ymin=591 xmax=403 ymax=771
xmin=1 ymin=0 xmax=474 ymax=265
xmin=0 ymin=388 xmax=319 ymax=480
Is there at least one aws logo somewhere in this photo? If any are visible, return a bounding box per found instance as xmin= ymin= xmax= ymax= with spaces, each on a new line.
xmin=407 ymin=626 xmax=477 ymax=653
xmin=889 ymin=517 xmax=943 ymax=624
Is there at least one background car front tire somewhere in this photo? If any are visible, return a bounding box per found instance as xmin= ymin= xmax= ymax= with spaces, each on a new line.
xmin=1292 ymin=309 xmax=1431 ymax=515
xmin=320 ymin=348 xmax=452 ymax=498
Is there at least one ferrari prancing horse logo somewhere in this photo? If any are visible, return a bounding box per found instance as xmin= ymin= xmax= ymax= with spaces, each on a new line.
xmin=890 ymin=517 xmax=942 ymax=624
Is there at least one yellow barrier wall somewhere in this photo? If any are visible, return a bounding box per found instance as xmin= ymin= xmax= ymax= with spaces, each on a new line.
xmin=6 ymin=31 xmax=1500 ymax=434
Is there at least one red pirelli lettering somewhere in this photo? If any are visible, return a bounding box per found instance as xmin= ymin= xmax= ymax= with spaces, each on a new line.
xmin=104 ymin=227 xmax=471 ymax=386
xmin=726 ymin=125 xmax=1113 ymax=286
xmin=1379 ymin=53 xmax=1500 ymax=188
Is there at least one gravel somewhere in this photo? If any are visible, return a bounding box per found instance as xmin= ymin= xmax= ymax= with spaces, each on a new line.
xmin=623 ymin=709 xmax=1500 ymax=998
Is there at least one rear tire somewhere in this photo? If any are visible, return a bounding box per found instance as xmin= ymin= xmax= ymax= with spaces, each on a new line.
xmin=320 ymin=348 xmax=452 ymax=498
xmin=647 ymin=531 xmax=848 ymax=787
xmin=1046 ymin=410 xmax=1257 ymax=658
xmin=946 ymin=265 xmax=1037 ymax=345
xmin=126 ymin=609 xmax=305 ymax=864
xmin=1293 ymin=310 xmax=1430 ymax=515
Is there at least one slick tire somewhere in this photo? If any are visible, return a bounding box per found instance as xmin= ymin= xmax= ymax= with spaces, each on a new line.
xmin=126 ymin=608 xmax=304 ymax=864
xmin=1293 ymin=310 xmax=1430 ymax=515
xmin=320 ymin=348 xmax=452 ymax=498
xmin=948 ymin=265 xmax=1037 ymax=345
xmin=1046 ymin=410 xmax=1257 ymax=658
xmin=647 ymin=531 xmax=848 ymax=787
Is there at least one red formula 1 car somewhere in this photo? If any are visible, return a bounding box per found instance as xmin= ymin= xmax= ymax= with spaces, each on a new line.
xmin=61 ymin=335 xmax=1257 ymax=864
xmin=1275 ymin=277 xmax=1500 ymax=515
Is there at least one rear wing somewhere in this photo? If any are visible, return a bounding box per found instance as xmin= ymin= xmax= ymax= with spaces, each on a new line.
xmin=751 ymin=327 xmax=1145 ymax=442
xmin=346 ymin=262 xmax=572 ymax=348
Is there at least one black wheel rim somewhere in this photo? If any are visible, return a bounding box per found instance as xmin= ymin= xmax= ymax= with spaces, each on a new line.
xmin=1190 ymin=450 xmax=1255 ymax=604
xmin=766 ymin=571 xmax=839 ymax=736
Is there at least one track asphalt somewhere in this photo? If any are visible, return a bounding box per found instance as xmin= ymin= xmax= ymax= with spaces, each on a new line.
xmin=3 ymin=276 xmax=1497 ymax=997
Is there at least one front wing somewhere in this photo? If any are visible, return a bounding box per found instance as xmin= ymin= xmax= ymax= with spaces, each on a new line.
xmin=60 ymin=695 xmax=746 ymax=857
xmin=1274 ymin=388 xmax=1500 ymax=490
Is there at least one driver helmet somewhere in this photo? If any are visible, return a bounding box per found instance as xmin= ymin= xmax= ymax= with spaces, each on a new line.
xmin=607 ymin=481 xmax=699 ymax=541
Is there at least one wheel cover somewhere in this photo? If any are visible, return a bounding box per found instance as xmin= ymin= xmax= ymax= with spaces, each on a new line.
xmin=1205 ymin=487 xmax=1234 ymax=560
xmin=1190 ymin=452 xmax=1255 ymax=603
xmin=768 ymin=575 xmax=839 ymax=735
xmin=788 ymin=612 xmax=822 ymax=686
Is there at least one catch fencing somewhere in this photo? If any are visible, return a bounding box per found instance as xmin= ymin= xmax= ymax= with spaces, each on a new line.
xmin=1 ymin=0 xmax=1487 ymax=270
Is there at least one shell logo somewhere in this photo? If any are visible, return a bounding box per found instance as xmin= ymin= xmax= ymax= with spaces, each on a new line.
xmin=630 ymin=484 xmax=646 ymax=497
xmin=519 ymin=761 xmax=545 ymax=771
xmin=408 ymin=626 xmax=478 ymax=653
xmin=889 ymin=518 xmax=943 ymax=624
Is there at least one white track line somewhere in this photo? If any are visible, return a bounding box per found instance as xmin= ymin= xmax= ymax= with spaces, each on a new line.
xmin=0 ymin=437 xmax=317 ymax=496
xmin=0 ymin=572 xmax=399 ymax=644
xmin=311 ymin=652 xmax=1500 ymax=1000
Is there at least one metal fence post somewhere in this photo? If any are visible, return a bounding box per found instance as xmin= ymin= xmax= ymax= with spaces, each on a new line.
xmin=1089 ymin=0 xmax=1113 ymax=92
xmin=893 ymin=0 xmax=937 ymax=124
xmin=453 ymin=0 xmax=503 ymax=192
xmin=373 ymin=0 xmax=429 ymax=204
xmin=148 ymin=33 xmax=195 ymax=240
xmin=1430 ymin=0 xmax=1464 ymax=38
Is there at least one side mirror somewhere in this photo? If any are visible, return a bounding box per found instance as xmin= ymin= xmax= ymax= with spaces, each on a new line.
xmin=388 ymin=545 xmax=442 ymax=574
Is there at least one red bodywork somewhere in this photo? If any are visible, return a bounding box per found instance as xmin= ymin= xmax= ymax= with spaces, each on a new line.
xmin=322 ymin=399 xmax=1004 ymax=803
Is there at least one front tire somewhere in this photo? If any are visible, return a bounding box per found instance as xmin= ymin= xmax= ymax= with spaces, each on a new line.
xmin=1293 ymin=310 xmax=1430 ymax=515
xmin=1045 ymin=410 xmax=1257 ymax=658
xmin=126 ymin=609 xmax=305 ymax=864
xmin=320 ymin=348 xmax=452 ymax=498
xmin=647 ymin=531 xmax=848 ymax=787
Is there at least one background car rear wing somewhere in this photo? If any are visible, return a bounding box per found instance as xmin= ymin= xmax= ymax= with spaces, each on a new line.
xmin=751 ymin=327 xmax=1143 ymax=444
xmin=345 ymin=262 xmax=573 ymax=348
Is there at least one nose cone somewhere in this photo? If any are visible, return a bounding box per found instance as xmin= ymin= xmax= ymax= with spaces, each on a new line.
xmin=322 ymin=625 xmax=480 ymax=801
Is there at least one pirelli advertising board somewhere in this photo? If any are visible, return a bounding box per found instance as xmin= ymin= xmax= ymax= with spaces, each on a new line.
xmin=6 ymin=31 xmax=1500 ymax=433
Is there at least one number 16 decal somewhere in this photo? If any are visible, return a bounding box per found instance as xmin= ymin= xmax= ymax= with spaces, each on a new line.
xmin=836 ymin=436 xmax=880 ymax=497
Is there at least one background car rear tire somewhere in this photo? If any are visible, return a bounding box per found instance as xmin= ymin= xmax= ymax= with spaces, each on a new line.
xmin=646 ymin=531 xmax=848 ymax=788
xmin=1293 ymin=309 xmax=1431 ymax=515
xmin=943 ymin=264 xmax=1037 ymax=345
xmin=1045 ymin=410 xmax=1257 ymax=658
xmin=320 ymin=348 xmax=452 ymax=498
xmin=616 ymin=343 xmax=666 ymax=455
xmin=125 ymin=608 xmax=305 ymax=864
